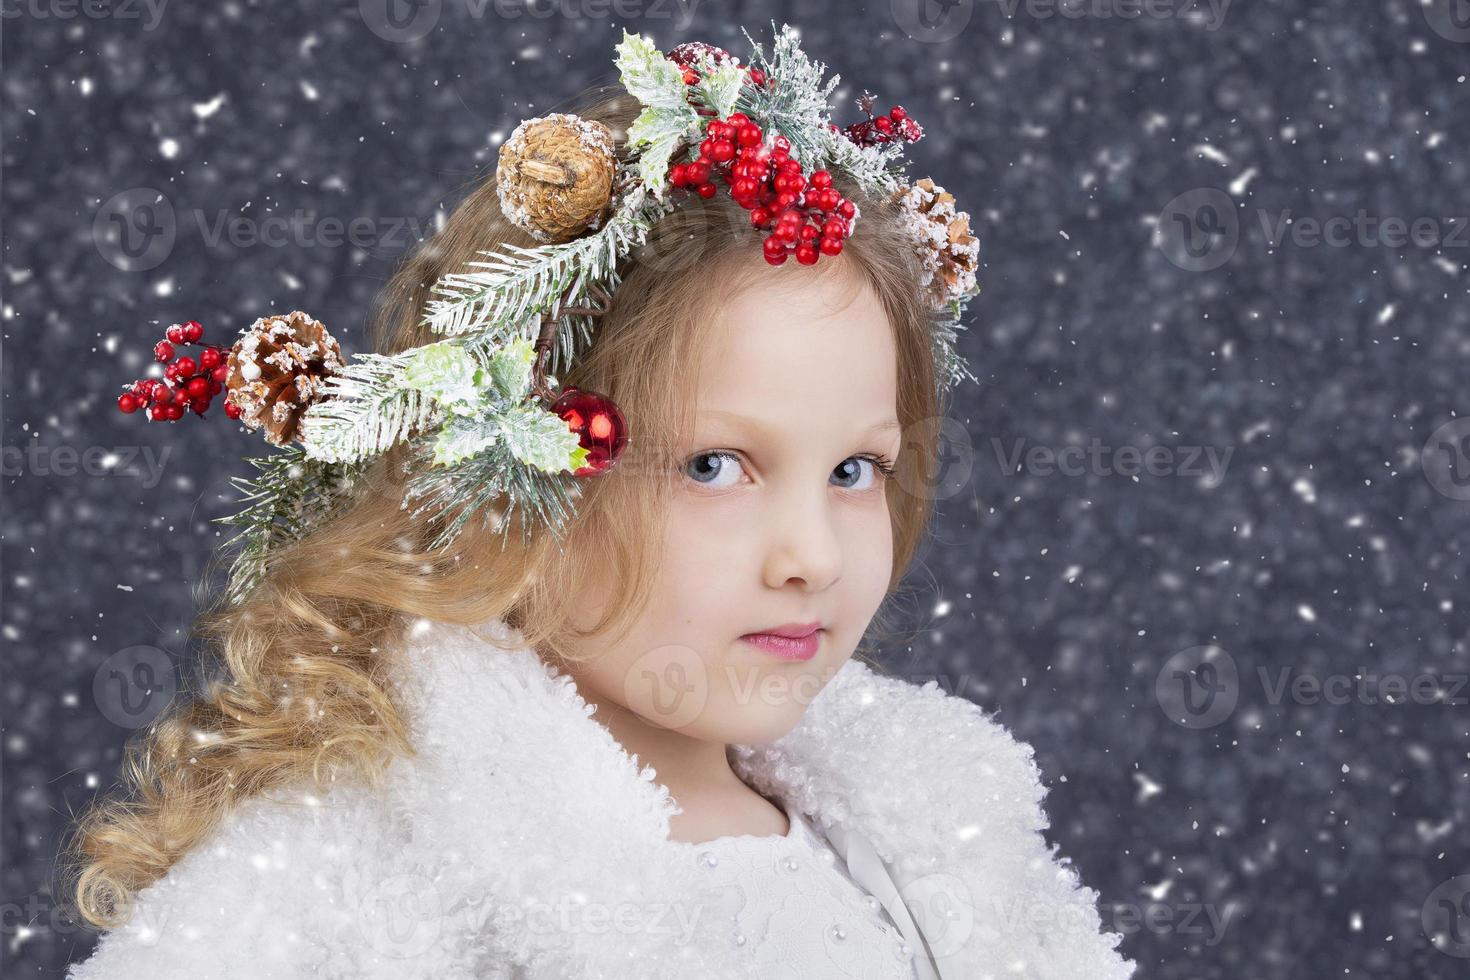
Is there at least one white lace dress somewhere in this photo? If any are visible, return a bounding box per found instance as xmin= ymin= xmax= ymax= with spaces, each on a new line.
xmin=669 ymin=796 xmax=924 ymax=980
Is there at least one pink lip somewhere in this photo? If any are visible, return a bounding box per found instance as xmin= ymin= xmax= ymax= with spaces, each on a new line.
xmin=740 ymin=625 xmax=823 ymax=661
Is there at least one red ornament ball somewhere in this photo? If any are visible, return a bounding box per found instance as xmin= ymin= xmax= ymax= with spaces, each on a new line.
xmin=551 ymin=386 xmax=628 ymax=477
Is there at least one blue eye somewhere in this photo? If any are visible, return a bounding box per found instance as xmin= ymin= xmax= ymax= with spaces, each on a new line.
xmin=832 ymin=454 xmax=895 ymax=492
xmin=684 ymin=451 xmax=746 ymax=489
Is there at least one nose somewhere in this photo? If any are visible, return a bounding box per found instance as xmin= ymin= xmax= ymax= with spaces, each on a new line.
xmin=761 ymin=484 xmax=843 ymax=592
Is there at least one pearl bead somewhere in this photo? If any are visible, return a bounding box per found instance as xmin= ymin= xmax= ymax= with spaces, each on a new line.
xmin=828 ymin=923 xmax=847 ymax=943
xmin=898 ymin=941 xmax=913 ymax=958
xmin=698 ymin=851 xmax=718 ymax=868
xmin=733 ymin=931 xmax=747 ymax=947
xmin=782 ymin=856 xmax=799 ymax=872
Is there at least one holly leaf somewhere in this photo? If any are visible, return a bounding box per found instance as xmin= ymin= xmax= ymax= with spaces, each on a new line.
xmin=431 ymin=415 xmax=501 ymax=467
xmin=495 ymin=403 xmax=584 ymax=473
xmin=616 ymin=30 xmax=701 ymax=196
xmin=403 ymin=343 xmax=485 ymax=417
xmin=485 ymin=336 xmax=536 ymax=403
xmin=692 ymin=56 xmax=744 ymax=118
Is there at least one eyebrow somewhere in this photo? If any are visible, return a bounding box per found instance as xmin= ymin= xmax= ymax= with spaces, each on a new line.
xmin=698 ymin=410 xmax=900 ymax=440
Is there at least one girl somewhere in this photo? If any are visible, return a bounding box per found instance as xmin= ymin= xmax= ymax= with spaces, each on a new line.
xmin=64 ymin=29 xmax=1135 ymax=980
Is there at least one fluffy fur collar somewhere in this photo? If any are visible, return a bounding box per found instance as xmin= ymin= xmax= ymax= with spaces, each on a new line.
xmin=67 ymin=617 xmax=1134 ymax=980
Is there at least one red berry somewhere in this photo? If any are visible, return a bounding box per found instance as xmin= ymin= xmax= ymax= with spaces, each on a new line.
xmin=189 ymin=398 xmax=210 ymax=416
xmin=149 ymin=403 xmax=169 ymax=421
xmin=174 ymin=355 xmax=197 ymax=378
xmin=199 ymin=347 xmax=222 ymax=371
xmin=875 ymin=117 xmax=893 ymax=133
xmin=224 ymin=399 xmax=242 ymax=420
xmin=118 ymin=393 xmax=141 ymax=414
xmin=810 ymin=170 xmax=833 ymax=189
xmin=796 ymin=244 xmax=819 ymax=265
xmin=213 ymin=364 xmax=229 ymax=383
xmin=166 ymin=324 xmax=186 ymax=344
xmin=187 ymin=376 xmax=211 ymax=399
xmin=152 ymin=385 xmax=174 ymax=405
xmin=696 ymin=182 xmax=717 ymax=199
xmin=153 ymin=340 xmax=175 ymax=362
xmin=890 ymin=106 xmax=907 ymax=121
xmin=727 ymin=112 xmax=749 ymax=127
xmin=709 ymin=139 xmax=735 ymax=163
xmin=750 ymin=207 xmax=771 ymax=227
xmin=839 ymin=200 xmax=856 ymax=219
xmin=772 ymin=134 xmax=790 ymax=153
xmin=820 ymin=236 xmax=844 ymax=256
xmin=182 ymin=320 xmax=203 ymax=342
xmin=686 ymin=161 xmax=710 ymax=183
xmin=748 ymin=68 xmax=766 ymax=87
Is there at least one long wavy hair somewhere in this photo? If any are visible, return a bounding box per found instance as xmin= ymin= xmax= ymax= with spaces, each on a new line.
xmin=61 ymin=82 xmax=952 ymax=930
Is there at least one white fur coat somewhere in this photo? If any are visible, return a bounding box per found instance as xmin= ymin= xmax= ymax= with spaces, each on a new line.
xmin=66 ymin=617 xmax=1135 ymax=979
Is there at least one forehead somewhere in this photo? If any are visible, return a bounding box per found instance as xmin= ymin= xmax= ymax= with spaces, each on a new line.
xmin=690 ymin=264 xmax=898 ymax=435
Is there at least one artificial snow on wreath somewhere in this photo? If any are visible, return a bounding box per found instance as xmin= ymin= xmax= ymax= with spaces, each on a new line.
xmin=114 ymin=22 xmax=983 ymax=607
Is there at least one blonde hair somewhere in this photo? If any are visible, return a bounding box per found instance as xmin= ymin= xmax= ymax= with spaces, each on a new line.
xmin=61 ymin=83 xmax=952 ymax=930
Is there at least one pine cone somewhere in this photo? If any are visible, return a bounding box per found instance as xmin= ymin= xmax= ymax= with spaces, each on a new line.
xmin=224 ymin=310 xmax=344 ymax=447
xmin=496 ymin=113 xmax=617 ymax=244
xmin=891 ymin=178 xmax=980 ymax=308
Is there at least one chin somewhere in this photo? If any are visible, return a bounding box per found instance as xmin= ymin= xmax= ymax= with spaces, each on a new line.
xmin=706 ymin=704 xmax=808 ymax=747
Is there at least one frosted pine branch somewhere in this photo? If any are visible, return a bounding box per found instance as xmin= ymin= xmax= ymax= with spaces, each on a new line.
xmin=298 ymin=349 xmax=446 ymax=465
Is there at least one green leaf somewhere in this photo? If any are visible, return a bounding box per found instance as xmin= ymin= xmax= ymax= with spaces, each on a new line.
xmin=402 ymin=343 xmax=485 ymax=417
xmin=627 ymin=105 xmax=699 ymax=195
xmin=495 ymin=403 xmax=584 ymax=473
xmin=486 ymin=336 xmax=536 ymax=403
xmin=616 ymin=30 xmax=702 ymax=197
xmin=615 ymin=30 xmax=687 ymax=109
xmin=431 ymin=415 xmax=501 ymax=467
xmin=693 ymin=58 xmax=744 ymax=118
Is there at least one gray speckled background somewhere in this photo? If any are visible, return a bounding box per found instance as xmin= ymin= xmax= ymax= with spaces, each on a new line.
xmin=5 ymin=1 xmax=1470 ymax=977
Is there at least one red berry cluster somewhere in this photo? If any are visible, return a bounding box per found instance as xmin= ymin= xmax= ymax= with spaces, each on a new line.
xmin=669 ymin=113 xmax=857 ymax=267
xmin=838 ymin=99 xmax=923 ymax=147
xmin=116 ymin=320 xmax=235 ymax=421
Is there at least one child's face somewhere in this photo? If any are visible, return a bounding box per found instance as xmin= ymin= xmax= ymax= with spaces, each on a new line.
xmin=560 ymin=263 xmax=901 ymax=747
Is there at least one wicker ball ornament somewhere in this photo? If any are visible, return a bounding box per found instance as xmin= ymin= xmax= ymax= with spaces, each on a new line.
xmin=224 ymin=310 xmax=344 ymax=446
xmin=892 ymin=178 xmax=980 ymax=308
xmin=496 ymin=113 xmax=618 ymax=243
